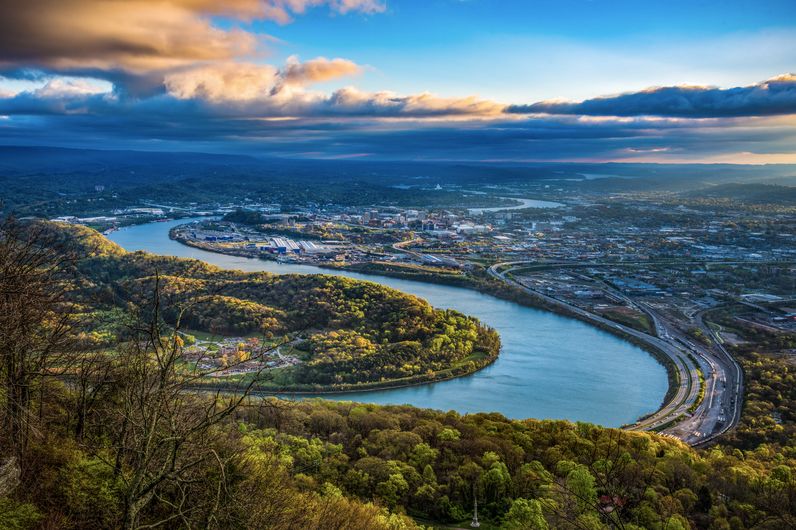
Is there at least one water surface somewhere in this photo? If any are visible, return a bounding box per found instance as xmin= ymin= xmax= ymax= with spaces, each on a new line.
xmin=468 ymin=197 xmax=563 ymax=214
xmin=109 ymin=218 xmax=667 ymax=427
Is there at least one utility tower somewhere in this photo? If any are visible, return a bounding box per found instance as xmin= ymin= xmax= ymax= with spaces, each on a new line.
xmin=471 ymin=484 xmax=480 ymax=528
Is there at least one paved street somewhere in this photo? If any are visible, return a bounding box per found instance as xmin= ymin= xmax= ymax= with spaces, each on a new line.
xmin=488 ymin=261 xmax=744 ymax=446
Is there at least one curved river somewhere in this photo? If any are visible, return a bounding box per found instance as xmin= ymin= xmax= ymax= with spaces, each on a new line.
xmin=108 ymin=218 xmax=667 ymax=427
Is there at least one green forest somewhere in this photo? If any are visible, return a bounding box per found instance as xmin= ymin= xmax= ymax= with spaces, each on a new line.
xmin=54 ymin=221 xmax=500 ymax=390
xmin=0 ymin=218 xmax=794 ymax=529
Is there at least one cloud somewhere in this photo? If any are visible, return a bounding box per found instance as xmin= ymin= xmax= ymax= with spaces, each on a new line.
xmin=508 ymin=74 xmax=796 ymax=118
xmin=0 ymin=2 xmax=257 ymax=73
xmin=0 ymin=0 xmax=502 ymax=120
xmin=162 ymin=55 xmax=364 ymax=103
xmin=2 ymin=65 xmax=794 ymax=164
xmin=333 ymin=0 xmax=385 ymax=15
xmin=0 ymin=0 xmax=385 ymax=94
xmin=3 ymin=103 xmax=794 ymax=163
xmin=162 ymin=56 xmax=363 ymax=104
xmin=34 ymin=78 xmax=112 ymax=98
xmin=185 ymin=84 xmax=505 ymax=118
xmin=317 ymin=87 xmax=506 ymax=117
xmin=279 ymin=56 xmax=362 ymax=87
xmin=249 ymin=0 xmax=386 ymax=23
xmin=0 ymin=0 xmax=792 ymax=166
xmin=0 ymin=72 xmax=505 ymax=121
xmin=158 ymin=61 xmax=500 ymax=116
xmin=164 ymin=63 xmax=279 ymax=102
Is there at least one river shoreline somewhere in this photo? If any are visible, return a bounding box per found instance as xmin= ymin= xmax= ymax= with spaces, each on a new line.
xmin=109 ymin=218 xmax=669 ymax=427
xmin=319 ymin=262 xmax=679 ymax=416
xmin=187 ymin=352 xmax=500 ymax=397
xmin=171 ymin=225 xmax=677 ymax=420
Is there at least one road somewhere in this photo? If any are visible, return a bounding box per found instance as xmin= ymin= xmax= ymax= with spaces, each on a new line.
xmin=687 ymin=309 xmax=744 ymax=446
xmin=502 ymin=258 xmax=796 ymax=270
xmin=567 ymin=271 xmax=742 ymax=444
xmin=487 ymin=261 xmax=743 ymax=445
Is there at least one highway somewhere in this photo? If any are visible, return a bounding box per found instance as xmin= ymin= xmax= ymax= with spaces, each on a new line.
xmin=487 ymin=261 xmax=743 ymax=446
xmin=687 ymin=309 xmax=744 ymax=446
xmin=569 ymin=272 xmax=742 ymax=444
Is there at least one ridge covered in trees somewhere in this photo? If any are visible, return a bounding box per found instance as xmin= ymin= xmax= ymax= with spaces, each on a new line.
xmin=56 ymin=222 xmax=500 ymax=390
xmin=0 ymin=218 xmax=794 ymax=529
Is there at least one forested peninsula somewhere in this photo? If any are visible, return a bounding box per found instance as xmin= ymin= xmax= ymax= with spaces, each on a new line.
xmin=49 ymin=221 xmax=500 ymax=391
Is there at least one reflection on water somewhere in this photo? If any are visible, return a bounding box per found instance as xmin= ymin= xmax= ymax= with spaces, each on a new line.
xmin=109 ymin=218 xmax=667 ymax=427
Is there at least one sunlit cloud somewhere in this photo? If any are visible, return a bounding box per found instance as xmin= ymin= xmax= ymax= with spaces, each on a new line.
xmin=153 ymin=56 xmax=497 ymax=118
xmin=278 ymin=56 xmax=363 ymax=88
xmin=0 ymin=0 xmax=384 ymax=95
xmin=34 ymin=78 xmax=113 ymax=98
xmin=164 ymin=63 xmax=280 ymax=102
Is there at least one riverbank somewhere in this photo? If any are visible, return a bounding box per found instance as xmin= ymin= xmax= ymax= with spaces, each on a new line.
xmin=333 ymin=261 xmax=681 ymax=414
xmin=110 ymin=219 xmax=669 ymax=426
xmin=172 ymin=229 xmax=678 ymax=419
xmin=187 ymin=348 xmax=500 ymax=395
xmin=171 ymin=228 xmax=287 ymax=264
xmin=487 ymin=263 xmax=696 ymax=434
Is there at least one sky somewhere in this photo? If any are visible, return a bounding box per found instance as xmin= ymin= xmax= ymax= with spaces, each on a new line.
xmin=0 ymin=0 xmax=795 ymax=163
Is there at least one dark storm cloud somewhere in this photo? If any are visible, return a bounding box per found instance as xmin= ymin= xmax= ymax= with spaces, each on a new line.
xmin=508 ymin=75 xmax=796 ymax=118
xmin=3 ymin=96 xmax=794 ymax=162
xmin=1 ymin=70 xmax=794 ymax=162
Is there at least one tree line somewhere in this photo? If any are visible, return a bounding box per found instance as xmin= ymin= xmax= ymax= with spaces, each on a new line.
xmin=0 ymin=218 xmax=793 ymax=529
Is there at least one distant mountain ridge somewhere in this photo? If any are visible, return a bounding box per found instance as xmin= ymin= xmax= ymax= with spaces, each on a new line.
xmin=0 ymin=145 xmax=260 ymax=175
xmin=2 ymin=145 xmax=795 ymax=182
xmin=2 ymin=145 xmax=795 ymax=216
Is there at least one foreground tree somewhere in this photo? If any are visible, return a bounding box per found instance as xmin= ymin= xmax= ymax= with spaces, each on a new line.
xmin=0 ymin=218 xmax=78 ymax=458
xmin=107 ymin=276 xmax=286 ymax=529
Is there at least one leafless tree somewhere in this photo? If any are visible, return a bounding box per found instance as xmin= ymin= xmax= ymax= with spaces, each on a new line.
xmin=72 ymin=351 xmax=117 ymax=442
xmin=105 ymin=274 xmax=286 ymax=530
xmin=0 ymin=218 xmax=79 ymax=458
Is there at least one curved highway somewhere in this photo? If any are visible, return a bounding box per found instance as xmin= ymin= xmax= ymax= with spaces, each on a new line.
xmin=488 ymin=261 xmax=740 ymax=445
xmin=687 ymin=309 xmax=744 ymax=446
xmin=107 ymin=220 xmax=670 ymax=427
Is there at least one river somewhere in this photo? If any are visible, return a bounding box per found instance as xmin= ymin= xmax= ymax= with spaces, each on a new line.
xmin=467 ymin=197 xmax=563 ymax=215
xmin=108 ymin=218 xmax=667 ymax=427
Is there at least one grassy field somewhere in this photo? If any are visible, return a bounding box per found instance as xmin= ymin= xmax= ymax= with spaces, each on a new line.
xmin=597 ymin=306 xmax=654 ymax=334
